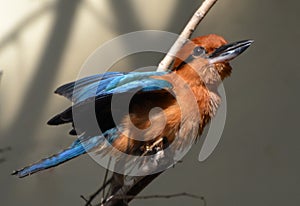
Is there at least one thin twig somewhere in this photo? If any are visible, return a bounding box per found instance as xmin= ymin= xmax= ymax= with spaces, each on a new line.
xmin=101 ymin=192 xmax=206 ymax=206
xmin=81 ymin=177 xmax=113 ymax=206
xmin=157 ymin=0 xmax=218 ymax=71
xmin=80 ymin=195 xmax=92 ymax=206
xmin=115 ymin=192 xmax=204 ymax=200
xmin=102 ymin=158 xmax=112 ymax=200
xmin=82 ymin=158 xmax=112 ymax=206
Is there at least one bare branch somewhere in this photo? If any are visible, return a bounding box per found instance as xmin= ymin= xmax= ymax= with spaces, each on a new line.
xmin=157 ymin=0 xmax=218 ymax=71
xmin=102 ymin=159 xmax=112 ymax=200
xmin=100 ymin=192 xmax=206 ymax=206
xmin=81 ymin=177 xmax=113 ymax=206
xmin=80 ymin=196 xmax=92 ymax=206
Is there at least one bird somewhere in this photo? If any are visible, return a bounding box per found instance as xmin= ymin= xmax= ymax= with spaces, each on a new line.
xmin=12 ymin=34 xmax=253 ymax=178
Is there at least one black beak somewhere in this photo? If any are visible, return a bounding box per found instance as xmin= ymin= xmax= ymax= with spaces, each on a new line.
xmin=208 ymin=40 xmax=253 ymax=64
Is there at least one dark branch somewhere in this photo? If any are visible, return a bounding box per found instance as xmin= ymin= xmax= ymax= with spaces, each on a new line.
xmin=100 ymin=192 xmax=206 ymax=206
xmin=81 ymin=177 xmax=113 ymax=206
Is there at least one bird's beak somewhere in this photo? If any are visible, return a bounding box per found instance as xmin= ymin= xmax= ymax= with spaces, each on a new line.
xmin=208 ymin=40 xmax=253 ymax=64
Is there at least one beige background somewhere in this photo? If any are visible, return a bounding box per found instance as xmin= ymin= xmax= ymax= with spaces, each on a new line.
xmin=0 ymin=0 xmax=299 ymax=205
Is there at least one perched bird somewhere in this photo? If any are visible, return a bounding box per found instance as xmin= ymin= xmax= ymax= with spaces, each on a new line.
xmin=12 ymin=34 xmax=252 ymax=178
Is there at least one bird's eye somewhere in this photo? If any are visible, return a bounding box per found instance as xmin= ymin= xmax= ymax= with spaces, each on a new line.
xmin=193 ymin=46 xmax=206 ymax=57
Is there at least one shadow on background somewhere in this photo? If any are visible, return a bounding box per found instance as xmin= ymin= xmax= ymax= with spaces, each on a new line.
xmin=3 ymin=0 xmax=81 ymax=151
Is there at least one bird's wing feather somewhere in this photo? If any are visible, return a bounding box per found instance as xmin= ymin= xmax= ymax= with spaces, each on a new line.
xmin=54 ymin=71 xmax=169 ymax=104
xmin=54 ymin=72 xmax=126 ymax=102
xmin=47 ymin=72 xmax=172 ymax=129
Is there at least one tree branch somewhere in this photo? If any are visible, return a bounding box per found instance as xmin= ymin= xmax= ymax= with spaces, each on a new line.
xmin=157 ymin=0 xmax=218 ymax=71
xmin=81 ymin=177 xmax=113 ymax=206
xmin=100 ymin=192 xmax=206 ymax=206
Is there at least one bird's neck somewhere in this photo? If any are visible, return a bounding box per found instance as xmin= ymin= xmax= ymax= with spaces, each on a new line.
xmin=173 ymin=65 xmax=221 ymax=119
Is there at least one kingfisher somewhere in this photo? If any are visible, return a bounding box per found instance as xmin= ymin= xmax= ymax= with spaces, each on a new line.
xmin=12 ymin=34 xmax=253 ymax=178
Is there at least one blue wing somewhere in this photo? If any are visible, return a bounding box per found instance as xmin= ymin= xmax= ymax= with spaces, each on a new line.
xmin=55 ymin=71 xmax=170 ymax=104
xmin=47 ymin=71 xmax=172 ymax=127
xmin=55 ymin=72 xmax=126 ymax=102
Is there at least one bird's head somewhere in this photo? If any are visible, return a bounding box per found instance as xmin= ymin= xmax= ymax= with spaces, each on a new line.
xmin=173 ymin=34 xmax=253 ymax=84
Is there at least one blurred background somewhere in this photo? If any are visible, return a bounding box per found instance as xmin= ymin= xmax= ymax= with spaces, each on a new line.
xmin=0 ymin=0 xmax=299 ymax=205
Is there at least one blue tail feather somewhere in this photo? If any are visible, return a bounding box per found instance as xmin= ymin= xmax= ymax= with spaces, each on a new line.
xmin=11 ymin=144 xmax=86 ymax=178
xmin=11 ymin=134 xmax=107 ymax=178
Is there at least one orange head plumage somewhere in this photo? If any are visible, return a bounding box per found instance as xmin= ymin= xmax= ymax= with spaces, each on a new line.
xmin=173 ymin=34 xmax=251 ymax=81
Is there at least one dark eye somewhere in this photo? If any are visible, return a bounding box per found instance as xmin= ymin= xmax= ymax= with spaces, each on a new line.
xmin=193 ymin=46 xmax=206 ymax=56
